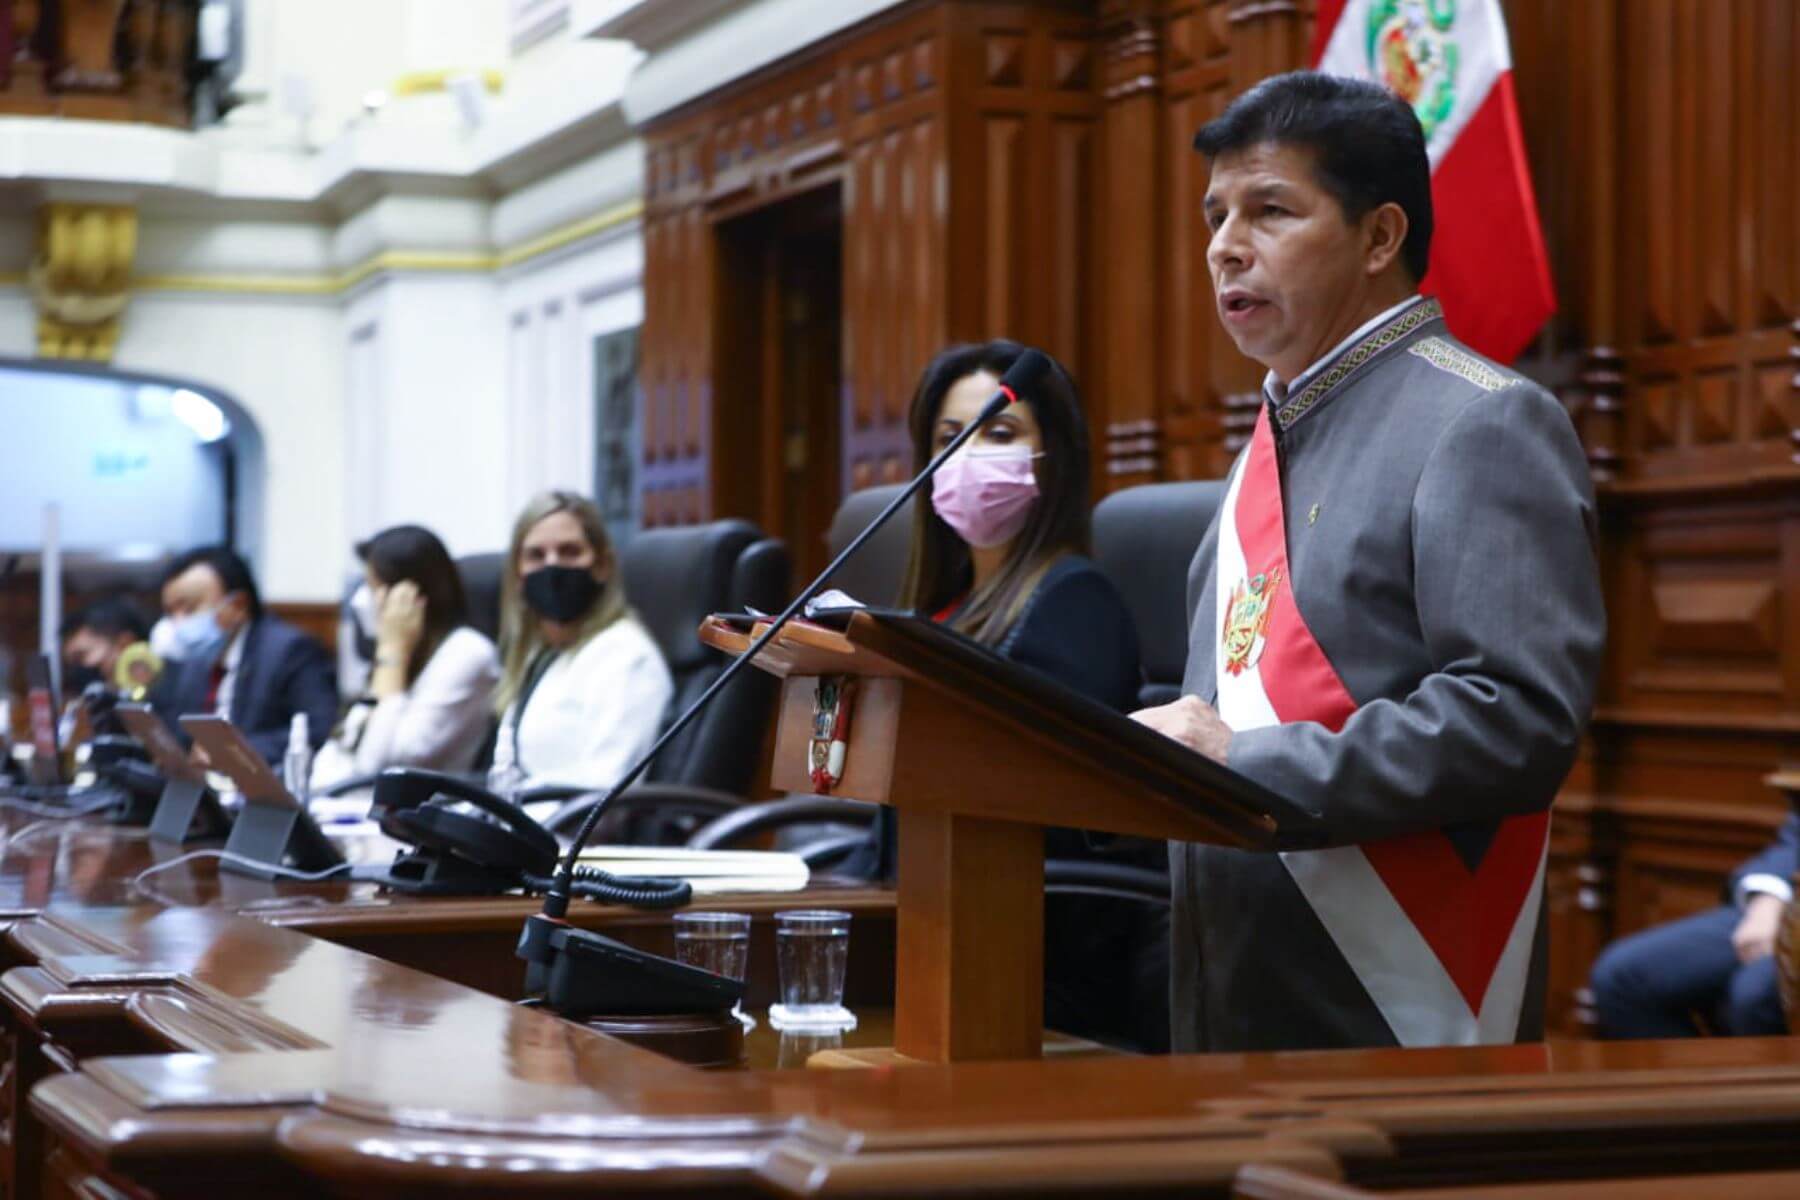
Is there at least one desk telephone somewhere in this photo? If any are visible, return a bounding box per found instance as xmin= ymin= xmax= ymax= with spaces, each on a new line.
xmin=372 ymin=769 xmax=736 ymax=1017
xmin=370 ymin=767 xmax=694 ymax=910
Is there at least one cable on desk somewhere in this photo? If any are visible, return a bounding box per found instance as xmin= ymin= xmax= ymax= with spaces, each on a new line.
xmin=128 ymin=849 xmax=353 ymax=905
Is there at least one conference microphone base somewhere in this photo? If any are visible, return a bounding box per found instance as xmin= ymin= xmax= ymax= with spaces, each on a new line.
xmin=516 ymin=914 xmax=743 ymax=1019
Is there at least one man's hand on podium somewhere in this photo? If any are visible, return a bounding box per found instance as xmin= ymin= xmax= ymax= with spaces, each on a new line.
xmin=1131 ymin=695 xmax=1233 ymax=765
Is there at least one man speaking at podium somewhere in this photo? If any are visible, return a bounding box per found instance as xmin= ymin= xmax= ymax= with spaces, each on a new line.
xmin=1133 ymin=72 xmax=1604 ymax=1052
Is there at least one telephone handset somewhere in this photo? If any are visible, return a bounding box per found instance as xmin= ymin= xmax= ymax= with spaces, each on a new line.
xmin=369 ymin=767 xmax=692 ymax=910
xmin=371 ymin=767 xmax=559 ymax=893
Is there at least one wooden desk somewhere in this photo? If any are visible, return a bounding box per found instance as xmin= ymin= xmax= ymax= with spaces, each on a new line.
xmin=8 ymin=809 xmax=1800 ymax=1198
xmin=0 ymin=806 xmax=894 ymax=1198
xmin=0 ymin=809 xmax=895 ymax=1005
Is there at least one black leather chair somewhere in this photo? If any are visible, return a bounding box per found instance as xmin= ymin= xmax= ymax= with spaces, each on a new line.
xmin=821 ymin=482 xmax=912 ymax=606
xmin=687 ymin=795 xmax=879 ymax=870
xmin=674 ymin=486 xmax=915 ymax=857
xmin=543 ymin=520 xmax=791 ymax=843
xmin=456 ymin=552 xmax=506 ymax=643
xmin=1091 ymin=480 xmax=1227 ymax=706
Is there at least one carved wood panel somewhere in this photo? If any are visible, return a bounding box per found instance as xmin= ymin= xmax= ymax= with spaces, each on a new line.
xmin=1603 ymin=499 xmax=1799 ymax=726
xmin=1615 ymin=0 xmax=1800 ymax=486
xmin=1158 ymin=0 xmax=1255 ymax=481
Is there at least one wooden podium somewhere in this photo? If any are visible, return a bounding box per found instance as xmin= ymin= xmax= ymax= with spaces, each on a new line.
xmin=702 ymin=609 xmax=1284 ymax=1065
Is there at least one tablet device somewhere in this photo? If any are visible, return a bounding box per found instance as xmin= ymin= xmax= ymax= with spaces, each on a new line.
xmin=178 ymin=716 xmax=342 ymax=877
xmin=116 ymin=704 xmax=230 ymax=843
xmin=24 ymin=655 xmax=62 ymax=786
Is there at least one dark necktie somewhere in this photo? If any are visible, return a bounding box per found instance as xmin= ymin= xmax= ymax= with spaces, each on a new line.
xmin=205 ymin=660 xmax=227 ymax=711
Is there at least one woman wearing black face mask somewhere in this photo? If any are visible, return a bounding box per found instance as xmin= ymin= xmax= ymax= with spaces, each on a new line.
xmin=488 ymin=492 xmax=672 ymax=798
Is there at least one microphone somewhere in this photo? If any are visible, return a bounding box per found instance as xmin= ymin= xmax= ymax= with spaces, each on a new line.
xmin=517 ymin=349 xmax=1053 ymax=1005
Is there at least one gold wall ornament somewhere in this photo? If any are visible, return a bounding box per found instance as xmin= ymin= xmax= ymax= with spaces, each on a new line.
xmin=30 ymin=203 xmax=138 ymax=361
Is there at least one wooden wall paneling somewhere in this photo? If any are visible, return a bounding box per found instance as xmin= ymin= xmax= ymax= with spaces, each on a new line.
xmin=1097 ymin=0 xmax=1164 ymax=489
xmin=1604 ymin=499 xmax=1797 ymax=726
xmin=1159 ymin=0 xmax=1245 ymax=480
xmin=1616 ymin=0 xmax=1800 ymax=488
xmin=638 ymin=124 xmax=715 ymax=529
xmin=266 ymin=603 xmax=338 ymax=659
xmin=1610 ymin=798 xmax=1784 ymax=933
xmin=841 ymin=7 xmax=949 ymax=493
xmin=1560 ymin=0 xmax=1626 ymax=484
xmin=1544 ymin=798 xmax=1606 ymax=1035
xmin=1501 ymin=0 xmax=1612 ymax=487
xmin=1222 ymin=0 xmax=1305 ymax=109
xmin=941 ymin=2 xmax=1098 ymax=447
xmin=638 ymin=4 xmax=947 ymax=518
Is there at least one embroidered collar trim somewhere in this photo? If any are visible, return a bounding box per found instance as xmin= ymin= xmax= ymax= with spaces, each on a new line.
xmin=1273 ymin=297 xmax=1444 ymax=432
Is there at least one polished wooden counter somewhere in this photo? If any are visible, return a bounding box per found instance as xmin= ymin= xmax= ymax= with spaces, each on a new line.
xmin=4 ymin=807 xmax=1800 ymax=1197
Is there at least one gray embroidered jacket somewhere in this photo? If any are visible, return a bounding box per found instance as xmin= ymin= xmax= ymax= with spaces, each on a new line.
xmin=1171 ymin=297 xmax=1605 ymax=1052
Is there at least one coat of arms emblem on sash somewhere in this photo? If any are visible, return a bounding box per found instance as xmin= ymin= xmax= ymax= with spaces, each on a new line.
xmin=1221 ymin=569 xmax=1282 ymax=676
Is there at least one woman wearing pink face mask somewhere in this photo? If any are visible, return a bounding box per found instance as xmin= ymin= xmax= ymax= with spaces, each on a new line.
xmin=842 ymin=339 xmax=1167 ymax=1053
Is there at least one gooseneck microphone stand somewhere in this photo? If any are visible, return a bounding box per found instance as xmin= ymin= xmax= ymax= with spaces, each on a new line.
xmin=517 ymin=351 xmax=1050 ymax=1001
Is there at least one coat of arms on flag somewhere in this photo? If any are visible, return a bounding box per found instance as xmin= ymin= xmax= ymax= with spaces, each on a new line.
xmin=1368 ymin=0 xmax=1459 ymax=138
xmin=1221 ymin=569 xmax=1282 ymax=676
xmin=1314 ymin=0 xmax=1556 ymax=363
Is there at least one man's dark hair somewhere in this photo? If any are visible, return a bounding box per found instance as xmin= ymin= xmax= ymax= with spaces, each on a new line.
xmin=163 ymin=546 xmax=263 ymax=619
xmin=66 ymin=596 xmax=151 ymax=642
xmin=1193 ymin=71 xmax=1434 ymax=283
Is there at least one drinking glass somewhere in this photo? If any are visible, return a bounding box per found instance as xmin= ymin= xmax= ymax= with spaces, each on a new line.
xmin=769 ymin=909 xmax=855 ymax=1030
xmin=673 ymin=911 xmax=753 ymax=1028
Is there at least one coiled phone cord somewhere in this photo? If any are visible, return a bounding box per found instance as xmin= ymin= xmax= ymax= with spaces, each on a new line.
xmin=520 ymin=867 xmax=691 ymax=910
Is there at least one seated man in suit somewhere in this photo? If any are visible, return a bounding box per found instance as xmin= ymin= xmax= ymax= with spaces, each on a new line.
xmin=1589 ymin=812 xmax=1795 ymax=1038
xmin=152 ymin=546 xmax=337 ymax=764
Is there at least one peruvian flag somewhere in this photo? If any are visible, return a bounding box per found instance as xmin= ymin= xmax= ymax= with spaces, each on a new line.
xmin=1312 ymin=0 xmax=1555 ymax=363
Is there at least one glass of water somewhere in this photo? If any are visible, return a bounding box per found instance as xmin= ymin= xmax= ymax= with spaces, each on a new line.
xmin=769 ymin=909 xmax=856 ymax=1030
xmin=673 ymin=911 xmax=753 ymax=1028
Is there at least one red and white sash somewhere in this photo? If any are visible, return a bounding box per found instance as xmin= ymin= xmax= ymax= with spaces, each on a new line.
xmin=1214 ymin=407 xmax=1547 ymax=1046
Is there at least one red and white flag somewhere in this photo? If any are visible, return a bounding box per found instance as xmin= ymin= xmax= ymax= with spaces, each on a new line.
xmin=1312 ymin=0 xmax=1555 ymax=363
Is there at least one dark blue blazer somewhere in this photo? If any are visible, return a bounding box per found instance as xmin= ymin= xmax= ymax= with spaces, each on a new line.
xmin=153 ymin=615 xmax=338 ymax=764
xmin=1733 ymin=811 xmax=1800 ymax=898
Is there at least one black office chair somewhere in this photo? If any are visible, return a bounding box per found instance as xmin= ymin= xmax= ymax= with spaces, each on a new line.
xmin=821 ymin=482 xmax=913 ymax=606
xmin=456 ymin=552 xmax=506 ymax=644
xmin=542 ymin=521 xmax=791 ymax=843
xmin=666 ymin=486 xmax=917 ymax=857
xmin=1091 ymin=480 xmax=1227 ymax=706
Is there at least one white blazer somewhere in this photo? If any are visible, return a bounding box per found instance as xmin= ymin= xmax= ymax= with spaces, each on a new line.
xmin=490 ymin=618 xmax=674 ymax=792
xmin=312 ymin=626 xmax=501 ymax=788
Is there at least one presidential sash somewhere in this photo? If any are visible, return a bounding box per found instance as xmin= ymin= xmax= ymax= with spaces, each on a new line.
xmin=1214 ymin=404 xmax=1548 ymax=1047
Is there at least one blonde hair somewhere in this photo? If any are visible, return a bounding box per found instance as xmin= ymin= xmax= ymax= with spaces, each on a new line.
xmin=494 ymin=491 xmax=633 ymax=715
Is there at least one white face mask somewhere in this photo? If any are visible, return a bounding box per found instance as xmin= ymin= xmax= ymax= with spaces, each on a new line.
xmin=147 ymin=616 xmax=182 ymax=662
xmin=348 ymin=583 xmax=378 ymax=640
xmin=166 ymin=607 xmax=227 ymax=661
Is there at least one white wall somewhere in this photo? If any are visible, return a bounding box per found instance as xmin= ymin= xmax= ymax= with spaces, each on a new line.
xmin=223 ymin=0 xmax=509 ymax=148
xmin=113 ymin=292 xmax=347 ymax=602
xmin=342 ymin=272 xmax=509 ymax=560
xmin=497 ymin=222 xmax=642 ymax=520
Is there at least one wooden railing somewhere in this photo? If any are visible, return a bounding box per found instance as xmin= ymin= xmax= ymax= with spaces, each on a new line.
xmin=0 ymin=0 xmax=200 ymax=127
